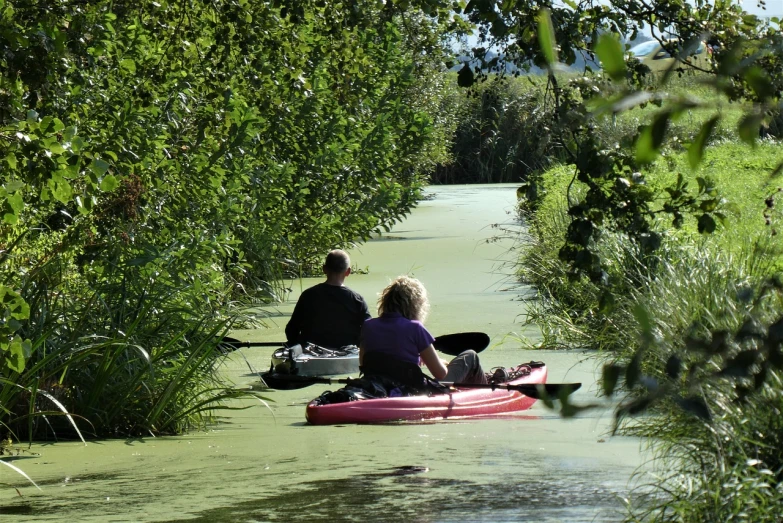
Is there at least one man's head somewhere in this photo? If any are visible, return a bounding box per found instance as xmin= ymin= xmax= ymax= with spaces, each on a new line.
xmin=323 ymin=249 xmax=351 ymax=279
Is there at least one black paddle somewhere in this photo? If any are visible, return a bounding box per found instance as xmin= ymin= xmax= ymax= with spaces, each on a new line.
xmin=258 ymin=372 xmax=581 ymax=399
xmin=433 ymin=332 xmax=490 ymax=356
xmin=219 ymin=332 xmax=490 ymax=356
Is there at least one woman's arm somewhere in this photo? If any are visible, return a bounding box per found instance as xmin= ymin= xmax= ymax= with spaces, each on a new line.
xmin=419 ymin=345 xmax=448 ymax=380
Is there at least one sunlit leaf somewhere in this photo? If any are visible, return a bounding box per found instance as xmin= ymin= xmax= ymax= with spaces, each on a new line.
xmin=120 ymin=58 xmax=137 ymax=74
xmin=688 ymin=115 xmax=720 ymax=169
xmin=636 ymin=111 xmax=671 ymax=164
xmin=5 ymin=338 xmax=26 ymax=373
xmin=536 ymin=9 xmax=557 ymax=66
xmin=595 ymin=33 xmax=625 ymax=82
xmin=100 ymin=174 xmax=119 ymax=192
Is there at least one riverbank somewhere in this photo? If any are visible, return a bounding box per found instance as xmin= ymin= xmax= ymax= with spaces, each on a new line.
xmin=518 ymin=142 xmax=783 ymax=521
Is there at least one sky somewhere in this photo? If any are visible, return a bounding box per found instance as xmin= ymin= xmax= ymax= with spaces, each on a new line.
xmin=740 ymin=0 xmax=783 ymax=18
xmin=462 ymin=1 xmax=781 ymax=48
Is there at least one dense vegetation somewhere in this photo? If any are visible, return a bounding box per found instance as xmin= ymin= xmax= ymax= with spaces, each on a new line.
xmin=504 ymin=9 xmax=783 ymax=523
xmin=0 ymin=0 xmax=459 ymax=438
xmin=520 ymin=126 xmax=783 ymax=522
xmin=2 ymin=0 xmax=783 ymax=519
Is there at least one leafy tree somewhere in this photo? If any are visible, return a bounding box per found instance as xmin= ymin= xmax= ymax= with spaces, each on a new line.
xmin=0 ymin=0 xmax=457 ymax=437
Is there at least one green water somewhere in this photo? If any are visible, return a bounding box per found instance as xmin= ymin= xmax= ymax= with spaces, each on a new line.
xmin=2 ymin=184 xmax=645 ymax=522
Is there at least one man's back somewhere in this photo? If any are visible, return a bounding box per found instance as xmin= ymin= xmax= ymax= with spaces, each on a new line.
xmin=285 ymin=282 xmax=370 ymax=348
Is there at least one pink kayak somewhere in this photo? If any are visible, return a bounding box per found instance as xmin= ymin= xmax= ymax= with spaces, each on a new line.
xmin=305 ymin=362 xmax=547 ymax=425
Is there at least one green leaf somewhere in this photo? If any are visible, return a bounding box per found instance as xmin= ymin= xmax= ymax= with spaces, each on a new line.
xmin=5 ymin=180 xmax=23 ymax=192
xmin=744 ymin=66 xmax=775 ymax=100
xmin=636 ymin=110 xmax=671 ymax=164
xmin=688 ymin=116 xmax=720 ymax=169
xmin=40 ymin=116 xmax=53 ymax=132
xmin=48 ymin=142 xmax=65 ymax=155
xmin=100 ymin=174 xmax=119 ymax=192
xmin=595 ymin=33 xmax=625 ymax=82
xmin=48 ymin=175 xmax=73 ymax=204
xmin=6 ymin=192 xmax=22 ymax=214
xmin=120 ymin=58 xmax=137 ymax=74
xmin=0 ymin=286 xmax=30 ymax=320
xmin=4 ymin=338 xmax=27 ymax=373
xmin=536 ymin=9 xmax=557 ymax=66
xmin=4 ymin=153 xmax=17 ymax=169
xmin=90 ymin=158 xmax=111 ymax=176
xmin=633 ymin=304 xmax=652 ymax=339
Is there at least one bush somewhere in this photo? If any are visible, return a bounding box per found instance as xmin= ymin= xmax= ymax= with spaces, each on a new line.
xmin=432 ymin=75 xmax=563 ymax=184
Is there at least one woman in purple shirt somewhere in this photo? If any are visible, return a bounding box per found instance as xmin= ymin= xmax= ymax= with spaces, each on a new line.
xmin=359 ymin=276 xmax=487 ymax=386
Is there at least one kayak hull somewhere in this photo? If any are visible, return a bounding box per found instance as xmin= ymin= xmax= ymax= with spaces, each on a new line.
xmin=305 ymin=363 xmax=547 ymax=424
xmin=271 ymin=345 xmax=359 ymax=377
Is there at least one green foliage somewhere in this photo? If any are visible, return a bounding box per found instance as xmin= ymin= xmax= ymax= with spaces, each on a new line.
xmin=432 ymin=75 xmax=563 ymax=184
xmin=624 ymin=373 xmax=783 ymax=522
xmin=459 ymin=2 xmax=783 ymax=520
xmin=0 ymin=285 xmax=31 ymax=375
xmin=458 ymin=1 xmax=782 ymax=287
xmin=0 ymin=0 xmax=456 ymax=438
xmin=519 ymin=145 xmax=783 ymax=519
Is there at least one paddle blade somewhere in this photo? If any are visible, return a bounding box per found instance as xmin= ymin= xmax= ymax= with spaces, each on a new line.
xmin=508 ymin=382 xmax=582 ymax=399
xmin=433 ymin=332 xmax=490 ymax=356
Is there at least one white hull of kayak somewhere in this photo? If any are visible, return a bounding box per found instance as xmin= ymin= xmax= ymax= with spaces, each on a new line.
xmin=271 ymin=345 xmax=359 ymax=376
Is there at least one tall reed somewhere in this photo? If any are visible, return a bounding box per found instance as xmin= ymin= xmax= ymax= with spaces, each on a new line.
xmin=3 ymin=235 xmax=265 ymax=440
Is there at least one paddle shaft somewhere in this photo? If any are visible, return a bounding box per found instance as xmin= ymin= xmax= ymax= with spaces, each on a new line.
xmin=221 ymin=340 xmax=285 ymax=348
xmin=221 ymin=331 xmax=489 ymax=355
xmin=259 ymin=373 xmax=580 ymax=398
xmin=450 ymin=381 xmax=582 ymax=399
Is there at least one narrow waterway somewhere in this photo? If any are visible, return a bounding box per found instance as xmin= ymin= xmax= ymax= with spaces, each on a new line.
xmin=2 ymin=184 xmax=646 ymax=522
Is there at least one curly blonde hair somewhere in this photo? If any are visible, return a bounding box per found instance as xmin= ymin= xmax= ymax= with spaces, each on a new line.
xmin=377 ymin=276 xmax=430 ymax=322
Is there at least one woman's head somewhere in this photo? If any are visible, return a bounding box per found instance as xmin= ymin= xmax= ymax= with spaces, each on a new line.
xmin=377 ymin=276 xmax=429 ymax=322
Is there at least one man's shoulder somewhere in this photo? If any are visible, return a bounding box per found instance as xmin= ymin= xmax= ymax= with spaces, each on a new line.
xmin=303 ymin=283 xmax=367 ymax=303
xmin=341 ymin=285 xmax=367 ymax=301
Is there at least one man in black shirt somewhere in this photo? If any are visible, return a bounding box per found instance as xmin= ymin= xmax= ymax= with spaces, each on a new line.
xmin=285 ymin=249 xmax=371 ymax=348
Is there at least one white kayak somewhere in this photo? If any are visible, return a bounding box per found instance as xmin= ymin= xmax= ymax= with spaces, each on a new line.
xmin=271 ymin=343 xmax=359 ymax=376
